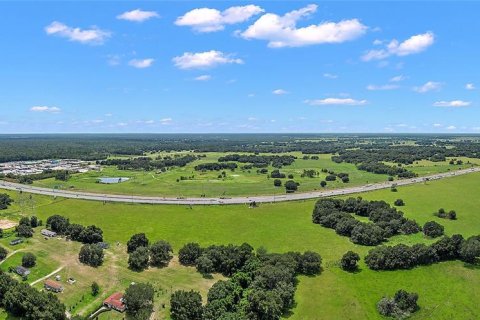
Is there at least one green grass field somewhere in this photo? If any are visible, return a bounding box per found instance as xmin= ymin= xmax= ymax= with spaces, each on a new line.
xmin=32 ymin=152 xmax=391 ymax=197
xmin=1 ymin=171 xmax=479 ymax=319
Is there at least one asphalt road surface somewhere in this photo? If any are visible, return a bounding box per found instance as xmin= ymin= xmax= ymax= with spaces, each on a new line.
xmin=1 ymin=167 xmax=478 ymax=205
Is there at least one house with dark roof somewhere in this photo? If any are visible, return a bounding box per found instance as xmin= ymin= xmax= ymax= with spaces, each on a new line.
xmin=9 ymin=238 xmax=23 ymax=246
xmin=44 ymin=279 xmax=64 ymax=293
xmin=104 ymin=292 xmax=126 ymax=312
xmin=41 ymin=229 xmax=57 ymax=237
xmin=15 ymin=266 xmax=30 ymax=277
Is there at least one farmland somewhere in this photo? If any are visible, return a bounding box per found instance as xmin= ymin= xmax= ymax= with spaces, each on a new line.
xmin=1 ymin=171 xmax=479 ymax=319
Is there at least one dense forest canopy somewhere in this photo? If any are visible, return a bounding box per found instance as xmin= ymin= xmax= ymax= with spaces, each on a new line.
xmin=1 ymin=134 xmax=480 ymax=163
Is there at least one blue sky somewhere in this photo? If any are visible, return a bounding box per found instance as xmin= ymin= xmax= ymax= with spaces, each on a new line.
xmin=0 ymin=1 xmax=479 ymax=133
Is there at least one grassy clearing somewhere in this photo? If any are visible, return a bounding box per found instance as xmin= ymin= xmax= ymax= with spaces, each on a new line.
xmin=0 ymin=172 xmax=479 ymax=319
xmin=32 ymin=152 xmax=389 ymax=197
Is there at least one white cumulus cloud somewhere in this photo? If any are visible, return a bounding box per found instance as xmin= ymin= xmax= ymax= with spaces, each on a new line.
xmin=45 ymin=21 xmax=110 ymax=45
xmin=366 ymin=84 xmax=399 ymax=91
xmin=30 ymin=106 xmax=61 ymax=113
xmin=194 ymin=75 xmax=212 ymax=81
xmin=390 ymin=75 xmax=406 ymax=82
xmin=446 ymin=125 xmax=457 ymax=130
xmin=117 ymin=9 xmax=159 ymax=22
xmin=173 ymin=50 xmax=243 ymax=69
xmin=305 ymin=98 xmax=367 ymax=106
xmin=240 ymin=4 xmax=367 ymax=48
xmin=176 ymin=5 xmax=264 ymax=32
xmin=128 ymin=58 xmax=155 ymax=68
xmin=414 ymin=81 xmax=442 ymax=93
xmin=433 ymin=100 xmax=471 ymax=107
xmin=323 ymin=73 xmax=338 ymax=79
xmin=465 ymin=83 xmax=475 ymax=90
xmin=272 ymin=89 xmax=289 ymax=95
xmin=362 ymin=32 xmax=434 ymax=61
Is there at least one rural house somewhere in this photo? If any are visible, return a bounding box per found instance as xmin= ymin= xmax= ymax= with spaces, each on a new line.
xmin=44 ymin=279 xmax=64 ymax=293
xmin=9 ymin=238 xmax=23 ymax=246
xmin=15 ymin=266 xmax=30 ymax=277
xmin=103 ymin=292 xmax=126 ymax=312
xmin=41 ymin=229 xmax=57 ymax=237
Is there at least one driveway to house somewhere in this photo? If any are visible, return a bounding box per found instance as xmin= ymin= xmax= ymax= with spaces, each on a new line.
xmin=1 ymin=167 xmax=479 ymax=205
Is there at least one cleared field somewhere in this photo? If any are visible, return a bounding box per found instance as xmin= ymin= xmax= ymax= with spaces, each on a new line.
xmin=32 ymin=152 xmax=390 ymax=197
xmin=0 ymin=172 xmax=479 ymax=319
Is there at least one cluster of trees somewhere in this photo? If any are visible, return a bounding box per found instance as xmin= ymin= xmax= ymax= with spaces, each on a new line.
xmin=285 ymin=180 xmax=299 ymax=193
xmin=194 ymin=162 xmax=237 ymax=171
xmin=127 ymin=233 xmax=173 ymax=271
xmin=356 ymin=162 xmax=417 ymax=178
xmin=377 ymin=290 xmax=419 ymax=319
xmin=22 ymin=253 xmax=36 ymax=268
xmin=218 ymin=154 xmax=296 ymax=168
xmin=312 ymin=198 xmax=421 ymax=246
xmin=270 ymin=169 xmax=286 ymax=178
xmin=423 ymin=221 xmax=444 ymax=238
xmin=0 ymin=194 xmax=13 ymax=210
xmin=434 ymin=208 xmax=457 ymax=220
xmin=0 ymin=271 xmax=66 ymax=319
xmin=340 ymin=251 xmax=360 ymax=271
xmin=46 ymin=215 xmax=103 ymax=244
xmin=5 ymin=169 xmax=73 ymax=185
xmin=365 ymin=234 xmax=480 ymax=270
xmin=16 ymin=216 xmax=41 ymax=238
xmin=300 ymin=169 xmax=318 ymax=178
xmin=123 ymin=282 xmax=155 ymax=320
xmin=171 ymin=243 xmax=322 ymax=320
xmin=79 ymin=244 xmax=104 ymax=267
xmin=0 ymin=247 xmax=7 ymax=261
xmin=99 ymin=154 xmax=199 ymax=171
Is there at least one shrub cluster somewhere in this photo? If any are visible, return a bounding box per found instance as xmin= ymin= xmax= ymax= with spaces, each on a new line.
xmin=434 ymin=208 xmax=457 ymax=220
xmin=377 ymin=289 xmax=419 ymax=319
xmin=312 ymin=198 xmax=421 ymax=246
xmin=126 ymin=233 xmax=173 ymax=271
xmin=172 ymin=243 xmax=322 ymax=320
xmin=194 ymin=162 xmax=237 ymax=171
xmin=365 ymin=234 xmax=480 ymax=270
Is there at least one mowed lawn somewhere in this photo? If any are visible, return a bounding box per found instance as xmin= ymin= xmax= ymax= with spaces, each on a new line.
xmin=32 ymin=152 xmax=389 ymax=197
xmin=0 ymin=172 xmax=479 ymax=319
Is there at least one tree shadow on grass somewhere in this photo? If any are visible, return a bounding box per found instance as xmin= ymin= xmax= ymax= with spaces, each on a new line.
xmin=463 ymin=262 xmax=480 ymax=270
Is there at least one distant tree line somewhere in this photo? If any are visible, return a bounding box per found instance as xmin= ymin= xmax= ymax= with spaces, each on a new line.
xmin=194 ymin=162 xmax=238 ymax=171
xmin=2 ymin=134 xmax=480 ymax=164
xmin=312 ymin=198 xmax=421 ymax=246
xmin=171 ymin=242 xmax=322 ymax=320
xmin=218 ymin=154 xmax=296 ymax=168
xmin=99 ymin=154 xmax=199 ymax=171
xmin=0 ymin=271 xmax=66 ymax=319
xmin=365 ymin=234 xmax=480 ymax=270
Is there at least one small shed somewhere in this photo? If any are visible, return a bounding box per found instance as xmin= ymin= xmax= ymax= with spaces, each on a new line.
xmin=41 ymin=229 xmax=57 ymax=237
xmin=15 ymin=266 xmax=30 ymax=277
xmin=104 ymin=292 xmax=126 ymax=312
xmin=9 ymin=238 xmax=23 ymax=246
xmin=44 ymin=279 xmax=64 ymax=293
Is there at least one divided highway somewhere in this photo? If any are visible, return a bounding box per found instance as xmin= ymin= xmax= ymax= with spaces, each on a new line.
xmin=1 ymin=167 xmax=479 ymax=205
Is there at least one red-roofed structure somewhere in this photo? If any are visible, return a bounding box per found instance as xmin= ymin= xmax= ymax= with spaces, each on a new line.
xmin=103 ymin=292 xmax=126 ymax=312
xmin=44 ymin=279 xmax=63 ymax=293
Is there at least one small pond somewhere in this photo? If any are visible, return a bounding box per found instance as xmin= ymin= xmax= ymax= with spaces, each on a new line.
xmin=98 ymin=177 xmax=130 ymax=184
